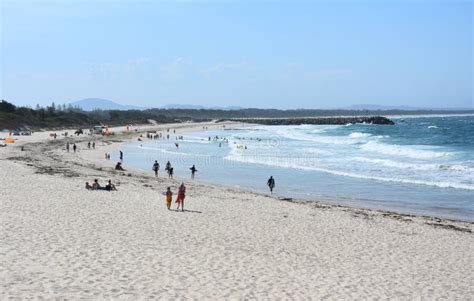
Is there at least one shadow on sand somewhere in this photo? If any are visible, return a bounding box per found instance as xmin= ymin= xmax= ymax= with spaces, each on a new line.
xmin=169 ymin=209 xmax=203 ymax=214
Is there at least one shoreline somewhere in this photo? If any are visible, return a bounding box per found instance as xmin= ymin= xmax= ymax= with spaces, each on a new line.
xmin=4 ymin=121 xmax=473 ymax=225
xmin=1 ymin=121 xmax=473 ymax=299
xmin=117 ymin=123 xmax=473 ymax=223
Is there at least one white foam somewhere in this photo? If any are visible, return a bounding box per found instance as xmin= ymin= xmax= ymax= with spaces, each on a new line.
xmin=276 ymin=129 xmax=360 ymax=145
xmin=360 ymin=141 xmax=450 ymax=159
xmin=348 ymin=132 xmax=371 ymax=138
xmin=224 ymin=154 xmax=474 ymax=191
xmin=351 ymin=157 xmax=470 ymax=172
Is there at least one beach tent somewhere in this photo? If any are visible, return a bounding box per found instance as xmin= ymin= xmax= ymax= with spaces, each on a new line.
xmin=5 ymin=137 xmax=15 ymax=143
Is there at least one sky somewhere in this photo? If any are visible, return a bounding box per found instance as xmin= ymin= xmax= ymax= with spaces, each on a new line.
xmin=0 ymin=0 xmax=472 ymax=109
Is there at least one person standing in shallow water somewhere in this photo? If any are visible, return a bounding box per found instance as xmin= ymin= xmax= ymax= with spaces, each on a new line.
xmin=267 ymin=176 xmax=275 ymax=193
xmin=152 ymin=160 xmax=160 ymax=177
xmin=119 ymin=150 xmax=123 ymax=161
xmin=190 ymin=165 xmax=197 ymax=179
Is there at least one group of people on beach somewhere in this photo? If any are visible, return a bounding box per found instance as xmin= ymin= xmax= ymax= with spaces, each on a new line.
xmin=85 ymin=179 xmax=117 ymax=191
xmin=66 ymin=142 xmax=77 ymax=153
xmin=164 ymin=183 xmax=186 ymax=211
xmin=152 ymin=160 xmax=197 ymax=180
xmin=75 ymin=125 xmax=276 ymax=215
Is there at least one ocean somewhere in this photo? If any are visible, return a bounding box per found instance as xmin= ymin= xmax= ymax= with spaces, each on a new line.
xmin=120 ymin=115 xmax=474 ymax=221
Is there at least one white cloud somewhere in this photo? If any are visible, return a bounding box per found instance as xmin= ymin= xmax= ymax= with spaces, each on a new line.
xmin=198 ymin=61 xmax=249 ymax=79
xmin=159 ymin=57 xmax=193 ymax=82
xmin=82 ymin=57 xmax=151 ymax=81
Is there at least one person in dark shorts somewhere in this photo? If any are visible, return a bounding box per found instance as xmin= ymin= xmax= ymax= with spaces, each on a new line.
xmin=190 ymin=165 xmax=197 ymax=179
xmin=267 ymin=176 xmax=275 ymax=193
xmin=152 ymin=160 xmax=160 ymax=177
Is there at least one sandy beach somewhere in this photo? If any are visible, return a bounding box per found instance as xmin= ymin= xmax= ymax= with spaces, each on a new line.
xmin=1 ymin=122 xmax=473 ymax=299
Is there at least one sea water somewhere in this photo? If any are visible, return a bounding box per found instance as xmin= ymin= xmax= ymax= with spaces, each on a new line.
xmin=120 ymin=115 xmax=474 ymax=221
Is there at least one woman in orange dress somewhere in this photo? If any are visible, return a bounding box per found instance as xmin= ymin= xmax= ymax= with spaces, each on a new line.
xmin=165 ymin=187 xmax=172 ymax=210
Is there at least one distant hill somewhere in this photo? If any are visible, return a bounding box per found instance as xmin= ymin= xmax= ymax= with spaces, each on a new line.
xmin=161 ymin=104 xmax=244 ymax=110
xmin=70 ymin=100 xmax=244 ymax=111
xmin=69 ymin=98 xmax=144 ymax=111
xmin=346 ymin=104 xmax=421 ymax=110
xmin=161 ymin=104 xmax=206 ymax=110
xmin=346 ymin=104 xmax=473 ymax=111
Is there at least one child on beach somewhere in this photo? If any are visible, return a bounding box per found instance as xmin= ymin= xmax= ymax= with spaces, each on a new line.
xmin=164 ymin=187 xmax=172 ymax=210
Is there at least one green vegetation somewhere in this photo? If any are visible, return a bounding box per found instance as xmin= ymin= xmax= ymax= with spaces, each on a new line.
xmin=1 ymin=100 xmax=472 ymax=130
xmin=0 ymin=100 xmax=179 ymax=130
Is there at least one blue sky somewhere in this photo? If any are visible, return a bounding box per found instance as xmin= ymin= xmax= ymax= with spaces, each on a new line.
xmin=1 ymin=0 xmax=472 ymax=109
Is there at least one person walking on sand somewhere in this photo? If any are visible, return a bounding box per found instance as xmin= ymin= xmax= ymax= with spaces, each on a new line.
xmin=66 ymin=142 xmax=70 ymax=152
xmin=190 ymin=165 xmax=197 ymax=179
xmin=164 ymin=187 xmax=172 ymax=210
xmin=168 ymin=167 xmax=174 ymax=179
xmin=73 ymin=144 xmax=77 ymax=153
xmin=175 ymin=183 xmax=186 ymax=211
xmin=87 ymin=142 xmax=91 ymax=149
xmin=267 ymin=176 xmax=275 ymax=193
xmin=152 ymin=160 xmax=160 ymax=177
xmin=92 ymin=142 xmax=95 ymax=149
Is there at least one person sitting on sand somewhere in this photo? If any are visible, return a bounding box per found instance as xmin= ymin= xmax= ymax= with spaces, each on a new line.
xmin=115 ymin=162 xmax=125 ymax=171
xmin=92 ymin=179 xmax=102 ymax=190
xmin=85 ymin=182 xmax=92 ymax=190
xmin=105 ymin=180 xmax=117 ymax=191
xmin=164 ymin=187 xmax=172 ymax=210
xmin=152 ymin=160 xmax=160 ymax=177
xmin=267 ymin=176 xmax=275 ymax=193
xmin=175 ymin=183 xmax=186 ymax=211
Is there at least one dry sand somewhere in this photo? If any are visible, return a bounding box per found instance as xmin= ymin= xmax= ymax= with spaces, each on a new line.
xmin=1 ymin=122 xmax=473 ymax=299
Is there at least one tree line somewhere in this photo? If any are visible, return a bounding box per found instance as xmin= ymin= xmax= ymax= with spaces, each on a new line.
xmin=1 ymin=99 xmax=472 ymax=130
